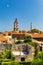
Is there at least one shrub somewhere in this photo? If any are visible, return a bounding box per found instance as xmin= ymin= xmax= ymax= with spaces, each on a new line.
xmin=2 ymin=62 xmax=11 ymax=65
xmin=24 ymin=36 xmax=32 ymax=43
xmin=15 ymin=40 xmax=23 ymax=44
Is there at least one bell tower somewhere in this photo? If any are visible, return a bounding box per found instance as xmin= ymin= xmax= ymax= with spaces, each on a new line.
xmin=14 ymin=18 xmax=18 ymax=31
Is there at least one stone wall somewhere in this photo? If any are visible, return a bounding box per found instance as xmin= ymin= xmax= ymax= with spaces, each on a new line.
xmin=0 ymin=44 xmax=12 ymax=53
xmin=11 ymin=44 xmax=35 ymax=62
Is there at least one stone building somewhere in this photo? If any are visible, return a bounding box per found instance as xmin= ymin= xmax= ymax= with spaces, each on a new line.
xmin=11 ymin=44 xmax=34 ymax=62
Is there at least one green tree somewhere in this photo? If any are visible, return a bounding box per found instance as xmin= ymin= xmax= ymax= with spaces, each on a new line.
xmin=31 ymin=42 xmax=39 ymax=57
xmin=15 ymin=40 xmax=23 ymax=44
xmin=0 ymin=32 xmax=3 ymax=34
xmin=22 ymin=30 xmax=26 ymax=33
xmin=2 ymin=50 xmax=11 ymax=59
xmin=24 ymin=36 xmax=32 ymax=43
xmin=31 ymin=58 xmax=43 ymax=65
xmin=31 ymin=29 xmax=42 ymax=33
xmin=11 ymin=53 xmax=15 ymax=61
xmin=31 ymin=52 xmax=43 ymax=65
xmin=0 ymin=53 xmax=2 ymax=59
xmin=35 ymin=52 xmax=43 ymax=60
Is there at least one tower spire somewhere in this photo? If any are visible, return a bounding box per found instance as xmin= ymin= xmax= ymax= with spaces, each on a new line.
xmin=30 ymin=22 xmax=32 ymax=31
xmin=14 ymin=18 xmax=18 ymax=31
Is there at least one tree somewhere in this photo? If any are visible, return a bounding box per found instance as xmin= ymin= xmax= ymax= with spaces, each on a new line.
xmin=11 ymin=53 xmax=15 ymax=61
xmin=15 ymin=40 xmax=23 ymax=44
xmin=31 ymin=42 xmax=39 ymax=57
xmin=2 ymin=50 xmax=11 ymax=59
xmin=35 ymin=52 xmax=43 ymax=60
xmin=31 ymin=29 xmax=42 ymax=33
xmin=22 ymin=30 xmax=26 ymax=33
xmin=31 ymin=58 xmax=43 ymax=65
xmin=0 ymin=53 xmax=2 ymax=59
xmin=0 ymin=32 xmax=3 ymax=34
xmin=24 ymin=36 xmax=32 ymax=43
xmin=31 ymin=52 xmax=43 ymax=65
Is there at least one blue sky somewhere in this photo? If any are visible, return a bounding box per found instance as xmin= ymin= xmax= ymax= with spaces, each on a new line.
xmin=0 ymin=0 xmax=43 ymax=32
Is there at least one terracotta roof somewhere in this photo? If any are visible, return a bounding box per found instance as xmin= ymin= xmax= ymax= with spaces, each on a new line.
xmin=3 ymin=31 xmax=43 ymax=38
xmin=0 ymin=35 xmax=11 ymax=44
xmin=12 ymin=32 xmax=29 ymax=35
xmin=32 ymin=33 xmax=43 ymax=38
xmin=0 ymin=35 xmax=8 ymax=41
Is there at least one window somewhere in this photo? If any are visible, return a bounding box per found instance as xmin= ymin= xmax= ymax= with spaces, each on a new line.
xmin=21 ymin=57 xmax=25 ymax=61
xmin=40 ymin=46 xmax=42 ymax=51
